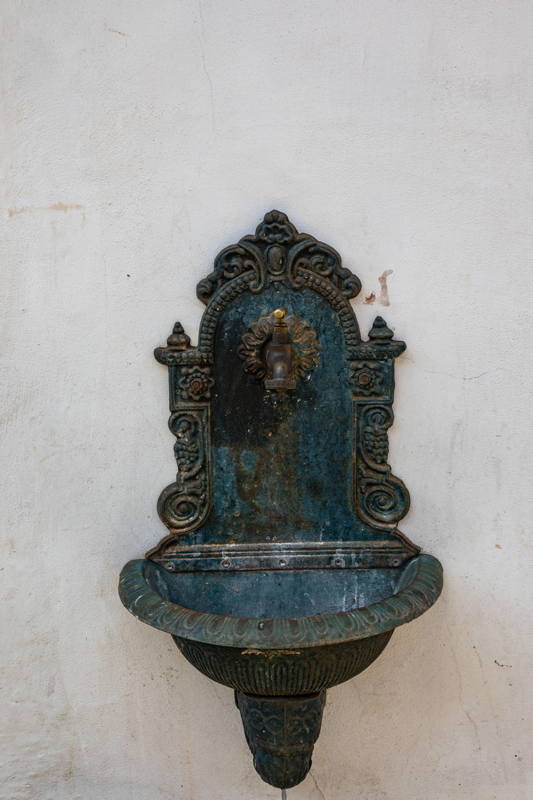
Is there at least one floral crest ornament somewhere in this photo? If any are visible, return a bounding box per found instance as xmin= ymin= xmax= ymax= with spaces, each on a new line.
xmin=350 ymin=362 xmax=387 ymax=396
xmin=178 ymin=366 xmax=214 ymax=402
xmin=254 ymin=209 xmax=298 ymax=244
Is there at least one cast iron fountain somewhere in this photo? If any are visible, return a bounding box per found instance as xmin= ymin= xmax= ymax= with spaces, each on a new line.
xmin=119 ymin=210 xmax=443 ymax=790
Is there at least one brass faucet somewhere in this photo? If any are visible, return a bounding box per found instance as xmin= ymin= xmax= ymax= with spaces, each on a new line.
xmin=264 ymin=309 xmax=296 ymax=390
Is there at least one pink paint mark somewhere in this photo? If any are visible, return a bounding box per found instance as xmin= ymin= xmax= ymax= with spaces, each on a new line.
xmin=363 ymin=292 xmax=376 ymax=304
xmin=378 ymin=269 xmax=393 ymax=306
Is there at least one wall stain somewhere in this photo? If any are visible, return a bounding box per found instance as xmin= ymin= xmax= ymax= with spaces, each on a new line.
xmin=8 ymin=203 xmax=84 ymax=217
xmin=48 ymin=202 xmax=84 ymax=212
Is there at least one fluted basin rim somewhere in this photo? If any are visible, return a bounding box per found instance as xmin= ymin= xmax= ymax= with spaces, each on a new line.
xmin=118 ymin=554 xmax=442 ymax=649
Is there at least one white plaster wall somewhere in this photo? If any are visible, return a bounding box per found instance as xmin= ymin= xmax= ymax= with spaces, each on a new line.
xmin=1 ymin=1 xmax=532 ymax=798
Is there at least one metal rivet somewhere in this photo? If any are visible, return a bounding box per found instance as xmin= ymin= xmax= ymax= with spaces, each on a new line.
xmin=334 ymin=558 xmax=343 ymax=567
xmin=165 ymin=562 xmax=177 ymax=572
xmin=258 ymin=621 xmax=265 ymax=630
xmin=391 ymin=558 xmax=401 ymax=567
xmin=221 ymin=558 xmax=230 ymax=568
xmin=279 ymin=559 xmax=287 ymax=567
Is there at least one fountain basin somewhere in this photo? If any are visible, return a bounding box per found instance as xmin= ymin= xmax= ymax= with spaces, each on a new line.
xmin=119 ymin=554 xmax=442 ymax=692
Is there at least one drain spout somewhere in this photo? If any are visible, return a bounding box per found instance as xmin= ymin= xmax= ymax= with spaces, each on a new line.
xmin=235 ymin=690 xmax=326 ymax=789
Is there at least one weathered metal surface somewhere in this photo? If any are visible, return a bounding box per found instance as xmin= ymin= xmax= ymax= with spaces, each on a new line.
xmin=144 ymin=539 xmax=416 ymax=572
xmin=118 ymin=210 xmax=444 ymax=791
xmin=174 ymin=631 xmax=393 ymax=695
xmin=118 ymin=553 xmax=442 ymax=649
xmin=149 ymin=210 xmax=413 ymax=567
xmin=235 ymin=690 xmax=326 ymax=789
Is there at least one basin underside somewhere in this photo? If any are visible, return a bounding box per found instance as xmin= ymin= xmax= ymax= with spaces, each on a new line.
xmin=174 ymin=630 xmax=393 ymax=695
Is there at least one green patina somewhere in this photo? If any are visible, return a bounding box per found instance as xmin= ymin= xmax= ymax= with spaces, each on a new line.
xmin=118 ymin=210 xmax=443 ymax=791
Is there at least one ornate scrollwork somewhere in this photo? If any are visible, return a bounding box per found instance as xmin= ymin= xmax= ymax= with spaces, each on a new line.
xmin=287 ymin=240 xmax=362 ymax=298
xmin=361 ymin=406 xmax=392 ymax=462
xmin=349 ymin=316 xmax=409 ymax=529
xmin=196 ymin=210 xmax=361 ymax=306
xmin=354 ymin=404 xmax=410 ymax=529
xmin=197 ymin=241 xmax=265 ymax=303
xmin=157 ymin=408 xmax=211 ymax=531
xmin=152 ymin=319 xmax=212 ymax=541
xmin=238 ymin=313 xmax=319 ymax=383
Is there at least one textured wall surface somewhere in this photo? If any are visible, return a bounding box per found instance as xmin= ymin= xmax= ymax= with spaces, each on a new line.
xmin=1 ymin=2 xmax=532 ymax=799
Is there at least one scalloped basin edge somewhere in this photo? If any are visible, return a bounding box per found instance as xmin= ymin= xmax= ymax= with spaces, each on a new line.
xmin=119 ymin=553 xmax=442 ymax=650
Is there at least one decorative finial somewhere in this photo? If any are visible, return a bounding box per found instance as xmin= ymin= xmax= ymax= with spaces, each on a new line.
xmin=368 ymin=316 xmax=394 ymax=342
xmin=255 ymin=211 xmax=298 ymax=244
xmin=166 ymin=322 xmax=191 ymax=349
